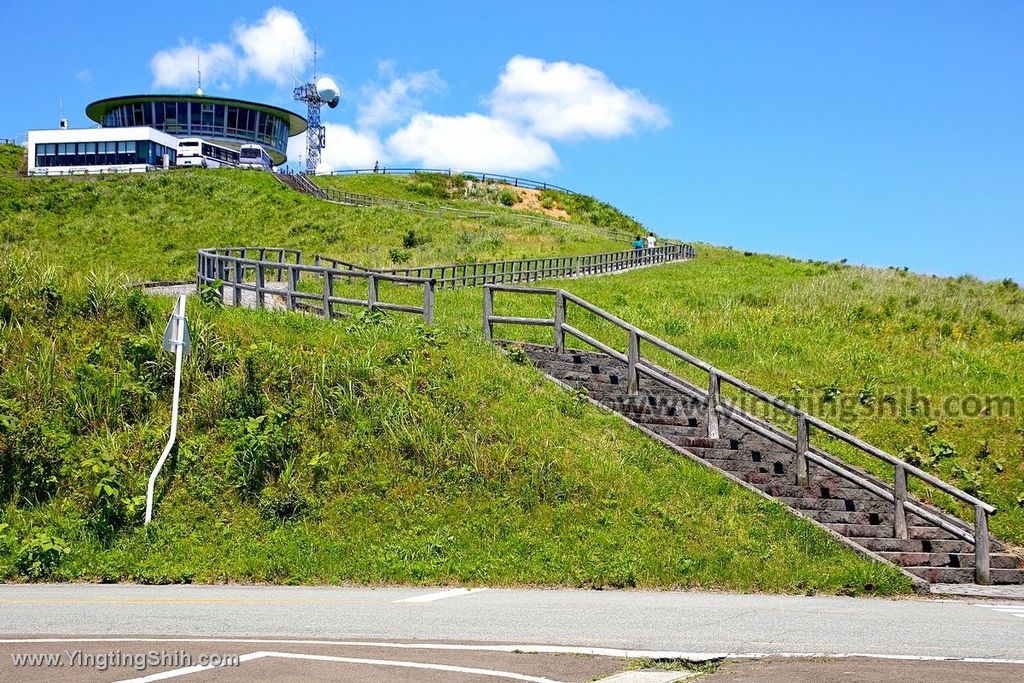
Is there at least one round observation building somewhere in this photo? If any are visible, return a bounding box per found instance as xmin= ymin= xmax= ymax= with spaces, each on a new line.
xmin=85 ymin=94 xmax=307 ymax=165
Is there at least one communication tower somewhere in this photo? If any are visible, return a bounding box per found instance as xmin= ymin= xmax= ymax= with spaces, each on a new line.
xmin=293 ymin=42 xmax=339 ymax=173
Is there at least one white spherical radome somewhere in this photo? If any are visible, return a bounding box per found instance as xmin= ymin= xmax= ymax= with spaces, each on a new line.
xmin=314 ymin=77 xmax=340 ymax=104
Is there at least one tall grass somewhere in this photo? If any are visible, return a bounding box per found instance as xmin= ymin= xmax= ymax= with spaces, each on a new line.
xmin=0 ymin=254 xmax=909 ymax=592
xmin=457 ymin=247 xmax=1024 ymax=544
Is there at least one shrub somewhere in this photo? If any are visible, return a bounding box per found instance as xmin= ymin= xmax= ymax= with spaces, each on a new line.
xmin=225 ymin=354 xmax=266 ymax=420
xmin=389 ymin=248 xmax=410 ymax=264
xmin=257 ymin=460 xmax=307 ymax=522
xmin=199 ymin=280 xmax=224 ymax=308
xmin=0 ymin=407 xmax=66 ymax=505
xmin=226 ymin=408 xmax=300 ymax=498
xmin=407 ymin=173 xmax=452 ymax=199
xmin=81 ymin=449 xmax=145 ymax=537
xmin=498 ymin=189 xmax=517 ymax=207
xmin=15 ymin=532 xmax=69 ymax=578
xmin=402 ymin=230 xmax=429 ymax=249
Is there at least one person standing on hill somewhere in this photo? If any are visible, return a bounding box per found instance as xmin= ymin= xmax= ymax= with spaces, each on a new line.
xmin=646 ymin=232 xmax=657 ymax=249
xmin=633 ymin=235 xmax=645 ymax=250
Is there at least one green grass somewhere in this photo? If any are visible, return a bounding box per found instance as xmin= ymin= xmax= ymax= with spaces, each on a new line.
xmin=5 ymin=141 xmax=1021 ymax=588
xmin=0 ymin=256 xmax=908 ymax=592
xmin=313 ymin=172 xmax=647 ymax=238
xmin=446 ymin=248 xmax=1024 ymax=543
xmin=0 ymin=146 xmax=625 ymax=281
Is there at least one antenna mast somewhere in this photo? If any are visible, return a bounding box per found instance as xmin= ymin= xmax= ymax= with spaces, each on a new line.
xmin=293 ymin=32 xmax=338 ymax=174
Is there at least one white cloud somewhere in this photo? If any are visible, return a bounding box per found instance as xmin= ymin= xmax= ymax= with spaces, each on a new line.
xmin=287 ymin=125 xmax=383 ymax=171
xmin=489 ymin=55 xmax=669 ymax=140
xmin=150 ymin=7 xmax=310 ymax=89
xmin=386 ymin=113 xmax=556 ymax=173
xmin=233 ymin=7 xmax=312 ymax=85
xmin=151 ymin=42 xmax=238 ymax=90
xmin=75 ymin=69 xmax=93 ymax=84
xmin=358 ymin=66 xmax=445 ymax=130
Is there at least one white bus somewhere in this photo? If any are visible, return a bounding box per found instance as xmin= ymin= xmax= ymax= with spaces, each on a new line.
xmin=176 ymin=138 xmax=240 ymax=168
xmin=238 ymin=144 xmax=272 ymax=170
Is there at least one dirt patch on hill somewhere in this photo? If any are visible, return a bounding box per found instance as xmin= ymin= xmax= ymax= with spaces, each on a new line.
xmin=512 ymin=187 xmax=571 ymax=221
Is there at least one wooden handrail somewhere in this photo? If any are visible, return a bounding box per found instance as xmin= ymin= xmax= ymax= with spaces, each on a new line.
xmin=314 ymin=245 xmax=695 ymax=291
xmin=483 ymin=284 xmax=997 ymax=584
xmin=197 ymin=247 xmax=436 ymax=324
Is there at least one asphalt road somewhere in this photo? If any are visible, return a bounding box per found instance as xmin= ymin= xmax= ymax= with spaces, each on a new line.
xmin=0 ymin=584 xmax=1021 ymax=662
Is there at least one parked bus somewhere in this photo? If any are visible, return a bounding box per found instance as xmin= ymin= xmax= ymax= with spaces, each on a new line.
xmin=238 ymin=144 xmax=272 ymax=170
xmin=176 ymin=138 xmax=239 ymax=168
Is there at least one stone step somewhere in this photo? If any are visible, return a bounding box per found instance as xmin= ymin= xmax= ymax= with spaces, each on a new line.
xmin=905 ymin=567 xmax=1024 ymax=585
xmin=623 ymin=412 xmax=700 ymax=427
xmin=759 ymin=482 xmax=881 ymax=503
xmin=849 ymin=537 xmax=973 ymax=554
xmin=677 ymin=436 xmax=744 ymax=450
xmin=690 ymin=447 xmax=794 ymax=463
xmin=827 ymin=524 xmax=960 ymax=541
xmin=775 ymin=496 xmax=868 ymax=512
xmin=522 ymin=348 xmax=608 ymax=364
xmin=585 ymin=386 xmax=697 ymax=407
xmin=612 ymin=402 xmax=700 ymax=420
xmin=875 ymin=551 xmax=1022 ymax=570
xmin=698 ymin=458 xmax=785 ymax=478
xmin=611 ymin=391 xmax=700 ymax=406
xmin=641 ymin=424 xmax=708 ymax=439
xmin=809 ymin=509 xmax=896 ymax=526
xmin=549 ymin=371 xmax=625 ymax=387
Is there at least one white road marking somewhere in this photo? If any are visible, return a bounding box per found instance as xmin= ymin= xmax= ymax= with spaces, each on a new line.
xmin=1 ymin=637 xmax=1024 ymax=665
xmin=114 ymin=650 xmax=564 ymax=683
xmin=394 ymin=587 xmax=490 ymax=603
xmin=113 ymin=651 xmax=265 ymax=682
xmin=598 ymin=672 xmax=697 ymax=682
xmin=974 ymin=603 xmax=1024 ymax=620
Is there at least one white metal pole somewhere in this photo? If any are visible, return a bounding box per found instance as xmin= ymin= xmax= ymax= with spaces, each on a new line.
xmin=145 ymin=295 xmax=187 ymax=525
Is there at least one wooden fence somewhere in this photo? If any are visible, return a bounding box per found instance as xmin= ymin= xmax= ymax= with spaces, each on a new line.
xmin=196 ymin=247 xmax=436 ymax=324
xmin=483 ymin=284 xmax=997 ymax=584
xmin=316 ymin=244 xmax=695 ymax=290
xmin=316 ymin=167 xmax=576 ymax=194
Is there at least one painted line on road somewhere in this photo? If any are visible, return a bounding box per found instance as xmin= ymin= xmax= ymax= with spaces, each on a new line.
xmin=975 ymin=603 xmax=1024 ymax=620
xmin=114 ymin=650 xmax=564 ymax=683
xmin=113 ymin=651 xmax=265 ymax=682
xmin=394 ymin=587 xmax=490 ymax=603
xmin=2 ymin=638 xmax=1024 ymax=666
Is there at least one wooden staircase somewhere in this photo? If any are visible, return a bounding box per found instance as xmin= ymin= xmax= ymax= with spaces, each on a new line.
xmin=484 ymin=286 xmax=1024 ymax=586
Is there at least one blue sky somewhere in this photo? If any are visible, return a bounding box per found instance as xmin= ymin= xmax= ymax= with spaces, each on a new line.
xmin=4 ymin=2 xmax=1022 ymax=281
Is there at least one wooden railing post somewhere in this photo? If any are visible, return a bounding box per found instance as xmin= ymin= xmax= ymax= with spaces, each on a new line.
xmin=795 ymin=414 xmax=809 ymax=486
xmin=975 ymin=506 xmax=991 ymax=585
xmin=627 ymin=329 xmax=640 ymax=395
xmin=707 ymin=371 xmax=721 ymax=439
xmin=233 ymin=260 xmax=243 ymax=306
xmin=215 ymin=257 xmax=226 ymax=301
xmin=367 ymin=274 xmax=378 ymax=310
xmin=255 ymin=262 xmax=266 ymax=309
xmin=554 ymin=291 xmax=565 ymax=353
xmin=322 ymin=271 xmax=333 ymax=320
xmin=285 ymin=266 xmax=296 ymax=311
xmin=483 ymin=286 xmax=494 ymax=342
xmin=423 ymin=279 xmax=435 ymax=325
xmin=893 ymin=463 xmax=908 ymax=539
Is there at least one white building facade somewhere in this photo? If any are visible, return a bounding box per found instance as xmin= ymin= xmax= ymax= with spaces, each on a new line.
xmin=26 ymin=126 xmax=180 ymax=176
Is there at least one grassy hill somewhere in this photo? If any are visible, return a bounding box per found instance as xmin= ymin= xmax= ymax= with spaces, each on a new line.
xmin=441 ymin=250 xmax=1024 ymax=544
xmin=3 ymin=141 xmax=1021 ymax=589
xmin=0 ymin=256 xmax=904 ymax=591
xmin=313 ymin=172 xmax=647 ymax=240
xmin=0 ymin=146 xmax=625 ymax=282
